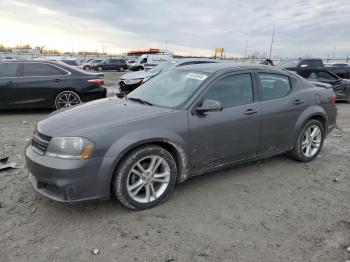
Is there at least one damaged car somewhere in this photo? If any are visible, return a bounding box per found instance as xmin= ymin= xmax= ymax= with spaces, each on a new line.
xmin=25 ymin=63 xmax=337 ymax=210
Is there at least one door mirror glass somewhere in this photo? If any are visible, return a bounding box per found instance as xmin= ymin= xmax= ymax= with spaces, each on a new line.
xmin=196 ymin=99 xmax=223 ymax=114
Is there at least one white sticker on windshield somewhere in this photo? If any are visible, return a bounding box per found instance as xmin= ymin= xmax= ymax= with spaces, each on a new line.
xmin=186 ymin=73 xmax=207 ymax=81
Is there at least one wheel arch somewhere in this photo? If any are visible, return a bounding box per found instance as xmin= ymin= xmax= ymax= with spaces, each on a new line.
xmin=105 ymin=135 xmax=191 ymax=198
xmin=294 ymin=106 xmax=329 ymax=143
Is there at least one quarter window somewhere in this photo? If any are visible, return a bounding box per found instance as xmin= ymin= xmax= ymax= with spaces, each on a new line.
xmin=258 ymin=73 xmax=291 ymax=100
xmin=23 ymin=63 xmax=66 ymax=76
xmin=0 ymin=63 xmax=18 ymax=77
xmin=203 ymin=74 xmax=254 ymax=109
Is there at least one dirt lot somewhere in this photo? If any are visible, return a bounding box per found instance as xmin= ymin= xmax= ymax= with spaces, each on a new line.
xmin=1 ymin=72 xmax=350 ymax=262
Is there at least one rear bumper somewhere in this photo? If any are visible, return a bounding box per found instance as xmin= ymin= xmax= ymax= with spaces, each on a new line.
xmin=82 ymin=86 xmax=107 ymax=102
xmin=25 ymin=145 xmax=114 ymax=203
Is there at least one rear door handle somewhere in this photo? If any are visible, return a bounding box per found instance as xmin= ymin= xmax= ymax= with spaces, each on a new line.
xmin=293 ymin=99 xmax=304 ymax=105
xmin=54 ymin=79 xmax=62 ymax=82
xmin=244 ymin=109 xmax=258 ymax=115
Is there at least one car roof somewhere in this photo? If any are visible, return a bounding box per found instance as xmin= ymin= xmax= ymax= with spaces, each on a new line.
xmin=173 ymin=62 xmax=286 ymax=74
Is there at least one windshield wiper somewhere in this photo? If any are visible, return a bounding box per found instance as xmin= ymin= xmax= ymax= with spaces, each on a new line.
xmin=128 ymin=97 xmax=153 ymax=106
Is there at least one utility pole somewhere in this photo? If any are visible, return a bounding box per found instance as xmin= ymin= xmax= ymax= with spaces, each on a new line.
xmin=244 ymin=40 xmax=248 ymax=62
xmin=332 ymin=46 xmax=336 ymax=58
xmin=269 ymin=25 xmax=275 ymax=59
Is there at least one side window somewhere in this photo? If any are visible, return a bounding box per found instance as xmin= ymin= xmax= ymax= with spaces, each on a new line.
xmin=299 ymin=61 xmax=312 ymax=68
xmin=23 ymin=63 xmax=64 ymax=76
xmin=312 ymin=60 xmax=323 ymax=67
xmin=299 ymin=71 xmax=317 ymax=81
xmin=316 ymin=71 xmax=337 ymax=81
xmin=258 ymin=73 xmax=291 ymax=100
xmin=203 ymin=74 xmax=254 ymax=109
xmin=0 ymin=63 xmax=19 ymax=77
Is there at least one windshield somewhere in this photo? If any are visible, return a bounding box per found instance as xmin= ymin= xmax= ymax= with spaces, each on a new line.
xmin=128 ymin=70 xmax=210 ymax=108
xmin=277 ymin=60 xmax=299 ymax=68
xmin=148 ymin=60 xmax=177 ymax=73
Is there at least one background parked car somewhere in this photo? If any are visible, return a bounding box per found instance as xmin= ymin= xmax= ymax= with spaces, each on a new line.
xmin=119 ymin=58 xmax=217 ymax=94
xmin=297 ymin=68 xmax=350 ymax=102
xmin=128 ymin=53 xmax=173 ymax=71
xmin=92 ymin=58 xmax=127 ymax=71
xmin=324 ymin=64 xmax=350 ymax=79
xmin=278 ymin=58 xmax=324 ymax=70
xmin=0 ymin=60 xmax=107 ymax=110
xmin=81 ymin=59 xmax=104 ymax=70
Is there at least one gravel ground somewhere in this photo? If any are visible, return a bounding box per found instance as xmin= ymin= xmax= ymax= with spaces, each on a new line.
xmin=0 ymin=73 xmax=350 ymax=261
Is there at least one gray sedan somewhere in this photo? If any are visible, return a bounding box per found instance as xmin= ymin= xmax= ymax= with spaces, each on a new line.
xmin=25 ymin=63 xmax=337 ymax=210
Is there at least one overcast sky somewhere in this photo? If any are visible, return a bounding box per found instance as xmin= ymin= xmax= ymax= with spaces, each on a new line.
xmin=1 ymin=0 xmax=349 ymax=57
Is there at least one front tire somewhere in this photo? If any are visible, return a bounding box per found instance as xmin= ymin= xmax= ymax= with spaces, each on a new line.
xmin=289 ymin=119 xmax=325 ymax=162
xmin=97 ymin=66 xmax=103 ymax=71
xmin=112 ymin=145 xmax=177 ymax=210
xmin=83 ymin=65 xmax=90 ymax=70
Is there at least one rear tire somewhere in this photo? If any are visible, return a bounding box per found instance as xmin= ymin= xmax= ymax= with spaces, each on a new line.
xmin=97 ymin=66 xmax=103 ymax=71
xmin=83 ymin=65 xmax=90 ymax=70
xmin=289 ymin=119 xmax=325 ymax=162
xmin=54 ymin=90 xmax=81 ymax=110
xmin=112 ymin=145 xmax=177 ymax=210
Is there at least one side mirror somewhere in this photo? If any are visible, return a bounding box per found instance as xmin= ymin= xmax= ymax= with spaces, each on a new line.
xmin=196 ymin=99 xmax=223 ymax=114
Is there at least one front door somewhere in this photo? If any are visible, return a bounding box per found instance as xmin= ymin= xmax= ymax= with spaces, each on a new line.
xmin=188 ymin=72 xmax=261 ymax=172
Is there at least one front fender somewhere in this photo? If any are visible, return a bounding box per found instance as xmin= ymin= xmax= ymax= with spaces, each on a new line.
xmin=104 ymin=128 xmax=190 ymax=192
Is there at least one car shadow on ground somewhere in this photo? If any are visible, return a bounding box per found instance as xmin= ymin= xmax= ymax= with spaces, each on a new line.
xmin=0 ymin=109 xmax=53 ymax=115
xmin=37 ymin=153 xmax=294 ymax=216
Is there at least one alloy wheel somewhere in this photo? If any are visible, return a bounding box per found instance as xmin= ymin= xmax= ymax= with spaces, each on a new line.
xmin=126 ymin=155 xmax=170 ymax=203
xmin=301 ymin=125 xmax=322 ymax=157
xmin=55 ymin=91 xmax=81 ymax=110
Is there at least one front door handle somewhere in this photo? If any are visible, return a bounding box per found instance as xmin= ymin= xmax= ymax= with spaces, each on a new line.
xmin=293 ymin=99 xmax=304 ymax=105
xmin=54 ymin=79 xmax=62 ymax=82
xmin=244 ymin=109 xmax=258 ymax=115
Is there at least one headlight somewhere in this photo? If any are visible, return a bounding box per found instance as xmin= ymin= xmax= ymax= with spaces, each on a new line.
xmin=142 ymin=76 xmax=152 ymax=83
xmin=46 ymin=137 xmax=94 ymax=160
xmin=125 ymin=78 xmax=143 ymax=85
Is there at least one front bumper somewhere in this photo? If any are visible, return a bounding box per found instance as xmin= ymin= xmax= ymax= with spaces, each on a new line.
xmin=25 ymin=145 xmax=113 ymax=203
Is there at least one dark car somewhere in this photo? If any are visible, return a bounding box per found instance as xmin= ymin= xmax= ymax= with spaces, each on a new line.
xmin=92 ymin=58 xmax=127 ymax=72
xmin=297 ymin=68 xmax=350 ymax=102
xmin=119 ymin=59 xmax=217 ymax=94
xmin=278 ymin=58 xmax=324 ymax=71
xmin=0 ymin=61 xmax=107 ymax=110
xmin=324 ymin=65 xmax=350 ymax=80
xmin=25 ymin=63 xmax=337 ymax=210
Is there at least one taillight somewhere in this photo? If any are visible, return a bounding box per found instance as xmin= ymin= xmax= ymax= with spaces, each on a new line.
xmin=331 ymin=91 xmax=336 ymax=105
xmin=87 ymin=79 xmax=104 ymax=86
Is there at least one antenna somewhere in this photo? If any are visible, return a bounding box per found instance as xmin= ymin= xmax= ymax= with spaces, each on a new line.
xmin=269 ymin=25 xmax=275 ymax=59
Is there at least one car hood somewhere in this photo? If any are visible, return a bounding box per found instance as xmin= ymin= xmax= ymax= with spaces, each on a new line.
xmin=38 ymin=97 xmax=173 ymax=137
xmin=120 ymin=70 xmax=158 ymax=80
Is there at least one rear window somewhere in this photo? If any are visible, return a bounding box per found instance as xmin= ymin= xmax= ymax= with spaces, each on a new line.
xmin=0 ymin=63 xmax=19 ymax=77
xmin=311 ymin=60 xmax=323 ymax=67
xmin=61 ymin=60 xmax=79 ymax=66
xmin=258 ymin=73 xmax=291 ymax=100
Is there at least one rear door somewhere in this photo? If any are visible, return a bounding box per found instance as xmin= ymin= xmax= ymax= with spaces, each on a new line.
xmin=0 ymin=62 xmax=20 ymax=108
xmin=16 ymin=63 xmax=66 ymax=107
xmin=256 ymin=72 xmax=306 ymax=154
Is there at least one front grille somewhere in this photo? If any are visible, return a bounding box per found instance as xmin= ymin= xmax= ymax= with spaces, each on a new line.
xmin=31 ymin=132 xmax=51 ymax=154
